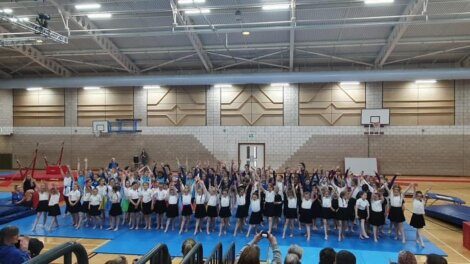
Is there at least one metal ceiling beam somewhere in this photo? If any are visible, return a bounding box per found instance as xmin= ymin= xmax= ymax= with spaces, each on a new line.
xmin=3 ymin=68 xmax=470 ymax=89
xmin=374 ymin=0 xmax=426 ymax=67
xmin=289 ymin=0 xmax=296 ymax=71
xmin=0 ymin=69 xmax=12 ymax=78
xmin=48 ymin=0 xmax=140 ymax=74
xmin=0 ymin=26 xmax=70 ymax=77
xmin=209 ymin=50 xmax=289 ymax=71
xmin=296 ymin=49 xmax=373 ymax=67
xmin=170 ymin=0 xmax=213 ymax=72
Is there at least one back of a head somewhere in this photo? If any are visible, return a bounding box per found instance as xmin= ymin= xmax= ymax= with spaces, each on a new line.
xmin=0 ymin=226 xmax=19 ymax=245
xmin=319 ymin=247 xmax=336 ymax=264
xmin=104 ymin=256 xmax=127 ymax=264
xmin=181 ymin=238 xmax=197 ymax=257
xmin=398 ymin=251 xmax=417 ymax=264
xmin=28 ymin=238 xmax=44 ymax=258
xmin=425 ymin=254 xmax=447 ymax=264
xmin=284 ymin=253 xmax=300 ymax=264
xmin=335 ymin=250 xmax=356 ymax=264
xmin=287 ymin=244 xmax=303 ymax=260
xmin=238 ymin=245 xmax=261 ymax=264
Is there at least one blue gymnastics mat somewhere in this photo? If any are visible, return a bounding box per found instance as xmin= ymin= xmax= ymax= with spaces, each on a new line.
xmin=3 ymin=211 xmax=446 ymax=263
xmin=425 ymin=205 xmax=470 ymax=226
xmin=0 ymin=192 xmax=12 ymax=200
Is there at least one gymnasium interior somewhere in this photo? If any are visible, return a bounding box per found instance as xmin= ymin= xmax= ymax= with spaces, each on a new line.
xmin=0 ymin=0 xmax=470 ymax=263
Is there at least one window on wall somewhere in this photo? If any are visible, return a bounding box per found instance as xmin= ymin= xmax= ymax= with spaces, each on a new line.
xmin=299 ymin=83 xmax=365 ymax=126
xmin=13 ymin=88 xmax=65 ymax=127
xmin=383 ymin=81 xmax=455 ymax=125
xmin=220 ymin=84 xmax=284 ymax=126
xmin=147 ymin=86 xmax=206 ymax=126
xmin=77 ymin=87 xmax=134 ymax=127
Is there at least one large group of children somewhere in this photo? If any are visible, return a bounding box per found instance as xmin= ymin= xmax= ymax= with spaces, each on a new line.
xmin=25 ymin=158 xmax=430 ymax=247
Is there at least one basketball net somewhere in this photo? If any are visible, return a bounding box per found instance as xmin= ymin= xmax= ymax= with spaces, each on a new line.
xmin=369 ymin=122 xmax=381 ymax=135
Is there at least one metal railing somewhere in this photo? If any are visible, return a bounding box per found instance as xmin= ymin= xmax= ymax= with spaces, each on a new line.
xmin=205 ymin=243 xmax=223 ymax=264
xmin=180 ymin=243 xmax=204 ymax=264
xmin=135 ymin=243 xmax=171 ymax=264
xmin=25 ymin=241 xmax=88 ymax=264
xmin=222 ymin=243 xmax=236 ymax=264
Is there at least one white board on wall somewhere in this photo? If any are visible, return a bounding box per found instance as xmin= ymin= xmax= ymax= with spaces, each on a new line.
xmin=344 ymin=158 xmax=378 ymax=175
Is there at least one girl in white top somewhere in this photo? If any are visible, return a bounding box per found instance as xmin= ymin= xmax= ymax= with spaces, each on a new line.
xmin=218 ymin=189 xmax=231 ymax=236
xmin=282 ymin=189 xmax=298 ymax=239
xmin=140 ymin=182 xmax=153 ymax=230
xmin=385 ymin=183 xmax=412 ymax=244
xmin=108 ymin=185 xmax=122 ymax=231
xmin=299 ymin=185 xmax=313 ymax=241
xmin=61 ymin=165 xmax=73 ymax=215
xmin=355 ymin=191 xmax=370 ymax=240
xmin=246 ymin=182 xmax=262 ymax=238
xmin=152 ymin=183 xmax=168 ymax=230
xmin=233 ymin=186 xmax=248 ymax=236
xmin=206 ymin=186 xmax=219 ymax=235
xmin=68 ymin=182 xmax=81 ymax=228
xmin=89 ymin=188 xmax=103 ymax=229
xmin=321 ymin=188 xmax=334 ymax=240
xmin=179 ymin=184 xmax=194 ymax=235
xmin=337 ymin=190 xmax=349 ymax=242
xmin=32 ymin=183 xmax=49 ymax=231
xmin=370 ymin=192 xmax=385 ymax=242
xmin=259 ymin=183 xmax=276 ymax=234
xmin=193 ymin=180 xmax=208 ymax=236
xmin=127 ymin=182 xmax=141 ymax=230
xmin=164 ymin=185 xmax=179 ymax=233
xmin=47 ymin=185 xmax=61 ymax=231
xmin=410 ymin=184 xmax=430 ymax=248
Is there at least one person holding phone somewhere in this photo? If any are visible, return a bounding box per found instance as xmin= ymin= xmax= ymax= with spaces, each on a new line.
xmin=237 ymin=232 xmax=282 ymax=264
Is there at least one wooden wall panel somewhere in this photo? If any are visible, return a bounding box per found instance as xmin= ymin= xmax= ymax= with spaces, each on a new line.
xmin=383 ymin=81 xmax=454 ymax=125
xmin=77 ymin=87 xmax=134 ymax=127
xmin=220 ymin=85 xmax=283 ymax=126
xmin=13 ymin=89 xmax=65 ymax=127
xmin=299 ymin=83 xmax=365 ymax=126
xmin=147 ymin=86 xmax=206 ymax=126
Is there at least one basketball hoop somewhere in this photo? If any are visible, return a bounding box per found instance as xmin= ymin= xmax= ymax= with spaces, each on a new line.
xmin=368 ymin=122 xmax=382 ymax=135
xmin=93 ymin=130 xmax=101 ymax=138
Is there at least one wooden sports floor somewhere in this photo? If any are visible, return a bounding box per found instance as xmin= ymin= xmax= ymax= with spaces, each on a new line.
xmin=2 ymin=176 xmax=470 ymax=264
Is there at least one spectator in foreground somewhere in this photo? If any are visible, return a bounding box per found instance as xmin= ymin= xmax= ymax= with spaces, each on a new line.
xmin=319 ymin=247 xmax=336 ymax=264
xmin=237 ymin=233 xmax=281 ymax=264
xmin=181 ymin=238 xmax=196 ymax=257
xmin=335 ymin=250 xmax=356 ymax=264
xmin=0 ymin=226 xmax=30 ymax=264
xmin=287 ymin=244 xmax=303 ymax=261
xmin=284 ymin=253 xmax=300 ymax=264
xmin=398 ymin=250 xmax=417 ymax=264
xmin=425 ymin=254 xmax=448 ymax=264
xmin=104 ymin=256 xmax=128 ymax=264
xmin=27 ymin=237 xmax=44 ymax=258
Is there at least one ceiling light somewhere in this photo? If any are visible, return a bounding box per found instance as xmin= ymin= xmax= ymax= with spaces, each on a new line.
xmin=143 ymin=85 xmax=161 ymax=89
xmin=340 ymin=81 xmax=360 ymax=85
xmin=364 ymin=0 xmax=394 ymax=4
xmin=185 ymin=8 xmax=210 ymax=14
xmin=8 ymin=17 xmax=18 ymax=22
xmin=27 ymin=87 xmax=42 ymax=91
xmin=36 ymin=39 xmax=43 ymax=43
xmin=18 ymin=17 xmax=29 ymax=22
xmin=83 ymin=86 xmax=101 ymax=90
xmin=214 ymin=84 xmax=232 ymax=88
xmin=2 ymin=8 xmax=13 ymax=14
xmin=415 ymin=79 xmax=437 ymax=84
xmin=75 ymin=3 xmax=102 ymax=10
xmin=270 ymin=83 xmax=289 ymax=87
xmin=178 ymin=0 xmax=205 ymax=4
xmin=242 ymin=31 xmax=250 ymax=36
xmin=262 ymin=4 xmax=290 ymax=10
xmin=87 ymin=13 xmax=112 ymax=19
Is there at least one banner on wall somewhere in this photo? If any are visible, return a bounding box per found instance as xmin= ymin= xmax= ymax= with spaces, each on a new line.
xmin=344 ymin=157 xmax=378 ymax=175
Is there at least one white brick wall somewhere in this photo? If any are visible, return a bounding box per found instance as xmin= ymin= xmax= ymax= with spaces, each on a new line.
xmin=133 ymin=87 xmax=147 ymax=126
xmin=206 ymin=86 xmax=221 ymax=126
xmin=283 ymin=85 xmax=299 ymax=126
xmin=0 ymin=89 xmax=13 ymax=134
xmin=366 ymin=82 xmax=383 ymax=109
xmin=64 ymin=88 xmax=77 ymax=127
